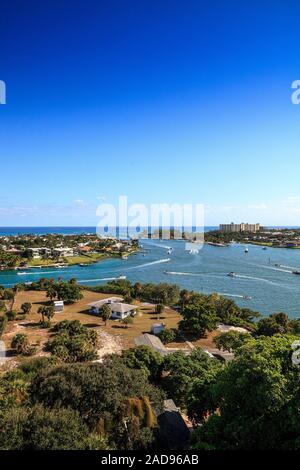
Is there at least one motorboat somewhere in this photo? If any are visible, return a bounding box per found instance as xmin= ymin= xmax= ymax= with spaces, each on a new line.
xmin=227 ymin=272 xmax=237 ymax=277
xmin=118 ymin=275 xmax=127 ymax=280
xmin=293 ymin=271 xmax=300 ymax=275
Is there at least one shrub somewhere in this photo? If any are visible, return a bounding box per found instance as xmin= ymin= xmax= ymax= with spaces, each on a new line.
xmin=46 ymin=320 xmax=98 ymax=362
xmin=11 ymin=333 xmax=29 ymax=354
xmin=6 ymin=310 xmax=17 ymax=321
xmin=157 ymin=328 xmax=177 ymax=344
xmin=0 ymin=316 xmax=7 ymax=338
xmin=122 ymin=316 xmax=134 ymax=328
xmin=20 ymin=302 xmax=32 ymax=315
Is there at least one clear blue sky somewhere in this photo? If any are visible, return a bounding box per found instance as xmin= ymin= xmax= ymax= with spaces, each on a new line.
xmin=1 ymin=0 xmax=300 ymax=226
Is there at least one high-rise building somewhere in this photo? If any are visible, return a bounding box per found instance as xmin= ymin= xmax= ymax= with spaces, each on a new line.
xmin=219 ymin=222 xmax=260 ymax=233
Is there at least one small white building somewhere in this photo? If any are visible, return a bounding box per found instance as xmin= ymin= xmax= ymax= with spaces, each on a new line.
xmin=151 ymin=322 xmax=166 ymax=335
xmin=110 ymin=303 xmax=137 ymax=320
xmin=52 ymin=247 xmax=74 ymax=258
xmin=54 ymin=300 xmax=64 ymax=312
xmin=28 ymin=248 xmax=41 ymax=259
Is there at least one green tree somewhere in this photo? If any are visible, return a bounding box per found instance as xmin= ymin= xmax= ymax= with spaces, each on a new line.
xmin=11 ymin=333 xmax=29 ymax=355
xmin=122 ymin=316 xmax=134 ymax=328
xmin=101 ymin=304 xmax=111 ymax=325
xmin=256 ymin=312 xmax=290 ymax=336
xmin=0 ymin=405 xmax=91 ymax=450
xmin=191 ymin=335 xmax=300 ymax=450
xmin=122 ymin=346 xmax=163 ymax=382
xmin=46 ymin=285 xmax=57 ymax=301
xmin=20 ymin=302 xmax=32 ymax=315
xmin=213 ymin=330 xmax=251 ymax=352
xmin=155 ymin=303 xmax=165 ymax=321
xmin=55 ymin=281 xmax=83 ymax=303
xmin=46 ymin=320 xmax=98 ymax=362
xmin=162 ymin=348 xmax=222 ymax=407
xmin=179 ymin=289 xmax=190 ymax=309
xmin=179 ymin=297 xmax=218 ymax=338
xmin=30 ymin=358 xmax=164 ymax=449
xmin=133 ymin=282 xmax=142 ymax=299
xmin=0 ymin=300 xmax=7 ymax=313
xmin=37 ymin=305 xmax=54 ymax=325
xmin=157 ymin=328 xmax=177 ymax=344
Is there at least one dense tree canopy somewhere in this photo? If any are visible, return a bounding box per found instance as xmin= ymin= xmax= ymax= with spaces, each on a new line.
xmin=191 ymin=335 xmax=300 ymax=449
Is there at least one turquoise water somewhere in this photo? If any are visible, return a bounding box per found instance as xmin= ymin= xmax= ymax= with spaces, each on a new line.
xmin=1 ymin=239 xmax=300 ymax=317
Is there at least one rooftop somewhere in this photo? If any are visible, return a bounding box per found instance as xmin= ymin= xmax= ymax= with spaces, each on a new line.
xmin=87 ymin=297 xmax=123 ymax=308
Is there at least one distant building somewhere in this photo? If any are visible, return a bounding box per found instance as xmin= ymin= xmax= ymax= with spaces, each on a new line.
xmin=52 ymin=247 xmax=74 ymax=257
xmin=219 ymin=222 xmax=260 ymax=233
xmin=151 ymin=322 xmax=166 ymax=335
xmin=286 ymin=240 xmax=300 ymax=248
xmin=54 ymin=300 xmax=64 ymax=312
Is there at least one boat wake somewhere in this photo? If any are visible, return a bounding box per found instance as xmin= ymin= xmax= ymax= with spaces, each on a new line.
xmin=217 ymin=292 xmax=249 ymax=299
xmin=261 ymin=265 xmax=293 ymax=274
xmin=78 ymin=277 xmax=120 ymax=283
xmin=279 ymin=264 xmax=300 ymax=271
xmin=17 ymin=270 xmax=64 ymax=275
xmin=127 ymin=258 xmax=171 ymax=270
xmin=146 ymin=242 xmax=172 ymax=250
xmin=165 ymin=271 xmax=203 ymax=276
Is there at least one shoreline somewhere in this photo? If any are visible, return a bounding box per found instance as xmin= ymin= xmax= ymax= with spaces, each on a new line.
xmin=1 ymin=250 xmax=139 ymax=273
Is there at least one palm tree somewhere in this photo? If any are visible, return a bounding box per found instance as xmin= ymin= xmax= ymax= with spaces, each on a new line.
xmin=179 ymin=289 xmax=190 ymax=310
xmin=133 ymin=282 xmax=142 ymax=299
xmin=46 ymin=286 xmax=57 ymax=301
xmin=101 ymin=304 xmax=112 ymax=326
xmin=155 ymin=303 xmax=165 ymax=320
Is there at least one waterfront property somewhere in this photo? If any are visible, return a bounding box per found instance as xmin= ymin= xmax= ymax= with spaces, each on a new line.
xmin=88 ymin=297 xmax=124 ymax=314
xmin=88 ymin=297 xmax=137 ymax=320
xmin=219 ymin=222 xmax=261 ymax=232
xmin=110 ymin=302 xmax=137 ymax=320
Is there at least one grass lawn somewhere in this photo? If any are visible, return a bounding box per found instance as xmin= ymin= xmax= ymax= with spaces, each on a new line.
xmin=64 ymin=253 xmax=109 ymax=265
xmin=28 ymin=258 xmax=56 ymax=266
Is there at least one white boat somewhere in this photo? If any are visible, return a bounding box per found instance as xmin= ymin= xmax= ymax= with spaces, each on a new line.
xmin=118 ymin=275 xmax=127 ymax=280
xmin=189 ymin=249 xmax=199 ymax=254
xmin=245 ymin=247 xmax=249 ymax=253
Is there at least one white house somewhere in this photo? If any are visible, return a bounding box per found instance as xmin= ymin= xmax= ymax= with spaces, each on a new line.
xmin=110 ymin=303 xmax=137 ymax=320
xmin=27 ymin=247 xmax=41 ymax=259
xmin=88 ymin=297 xmax=123 ymax=315
xmin=87 ymin=297 xmax=136 ymax=320
xmin=54 ymin=300 xmax=64 ymax=312
xmin=52 ymin=247 xmax=74 ymax=257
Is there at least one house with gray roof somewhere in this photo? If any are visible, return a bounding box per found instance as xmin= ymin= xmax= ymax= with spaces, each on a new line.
xmin=88 ymin=297 xmax=136 ymax=320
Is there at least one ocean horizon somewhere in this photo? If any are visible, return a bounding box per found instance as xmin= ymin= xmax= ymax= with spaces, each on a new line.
xmin=0 ymin=225 xmax=300 ymax=237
